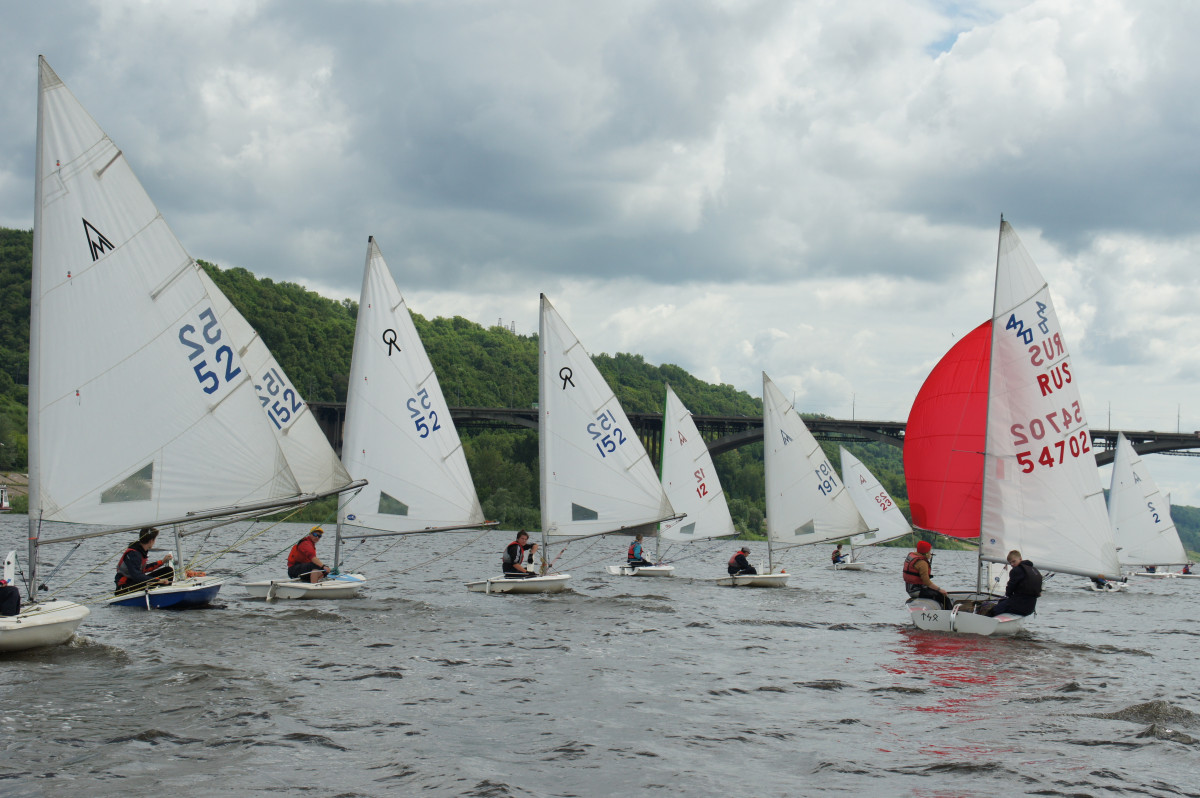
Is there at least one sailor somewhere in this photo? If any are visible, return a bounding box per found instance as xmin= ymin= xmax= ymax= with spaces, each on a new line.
xmin=728 ymin=546 xmax=757 ymax=576
xmin=1184 ymin=563 xmax=1194 ymax=575
xmin=987 ymin=550 xmax=1042 ymax=617
xmin=115 ymin=527 xmax=175 ymax=593
xmin=902 ymin=540 xmax=951 ymax=609
xmin=832 ymin=544 xmax=847 ymax=565
xmin=502 ymin=530 xmax=539 ymax=579
xmin=286 ymin=527 xmax=330 ymax=583
xmin=0 ymin=576 xmax=20 ymax=616
xmin=627 ymin=533 xmax=653 ymax=568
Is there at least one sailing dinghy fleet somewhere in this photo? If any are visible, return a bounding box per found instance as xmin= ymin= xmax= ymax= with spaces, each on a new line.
xmin=4 ymin=58 xmax=1196 ymax=652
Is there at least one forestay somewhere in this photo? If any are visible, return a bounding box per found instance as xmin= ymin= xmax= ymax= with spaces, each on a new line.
xmin=339 ymin=238 xmax=484 ymax=535
xmin=762 ymin=373 xmax=868 ymax=551
xmin=978 ymin=222 xmax=1120 ymax=578
xmin=659 ymin=385 xmax=735 ymax=543
xmin=539 ymin=295 xmax=674 ymax=541
xmin=30 ymin=56 xmax=302 ymax=529
xmin=1108 ymin=433 xmax=1187 ymax=567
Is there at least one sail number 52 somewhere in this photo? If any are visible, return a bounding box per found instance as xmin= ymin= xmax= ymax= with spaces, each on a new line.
xmin=178 ymin=308 xmax=241 ymax=395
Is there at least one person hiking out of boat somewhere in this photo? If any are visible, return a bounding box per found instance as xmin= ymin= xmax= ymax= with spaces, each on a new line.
xmin=115 ymin=527 xmax=174 ymax=594
xmin=987 ymin=550 xmax=1042 ymax=617
xmin=832 ymin=544 xmax=847 ymax=565
xmin=728 ymin=546 xmax=757 ymax=576
xmin=502 ymin=530 xmax=539 ymax=579
xmin=903 ymin=540 xmax=951 ymax=610
xmin=1091 ymin=576 xmax=1110 ymax=590
xmin=627 ymin=533 xmax=653 ymax=568
xmin=0 ymin=576 xmax=20 ymax=616
xmin=286 ymin=527 xmax=330 ymax=583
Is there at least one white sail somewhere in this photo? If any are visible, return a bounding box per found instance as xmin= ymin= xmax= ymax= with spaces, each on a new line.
xmin=539 ymin=295 xmax=674 ymax=540
xmin=1108 ymin=433 xmax=1187 ymax=567
xmin=198 ymin=270 xmax=353 ymax=495
xmin=839 ymin=447 xmax=912 ymax=547
xmin=30 ymin=56 xmax=301 ymax=529
xmin=660 ymin=385 xmax=735 ymax=542
xmin=338 ymin=238 xmax=484 ymax=534
xmin=762 ymin=373 xmax=868 ymax=550
xmin=979 ymin=221 xmax=1121 ymax=578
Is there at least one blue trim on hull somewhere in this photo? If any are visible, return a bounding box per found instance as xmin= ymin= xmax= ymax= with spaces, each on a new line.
xmin=109 ymin=583 xmax=222 ymax=609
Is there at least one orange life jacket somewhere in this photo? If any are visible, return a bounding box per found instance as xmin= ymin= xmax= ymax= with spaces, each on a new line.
xmin=903 ymin=552 xmax=930 ymax=587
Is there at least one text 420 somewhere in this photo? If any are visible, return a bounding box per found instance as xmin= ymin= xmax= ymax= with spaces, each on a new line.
xmin=407 ymin=387 xmax=442 ymax=438
xmin=588 ymin=410 xmax=627 ymax=458
xmin=1016 ymin=431 xmax=1091 ymax=473
xmin=256 ymin=366 xmax=304 ymax=430
xmin=178 ymin=308 xmax=240 ymax=395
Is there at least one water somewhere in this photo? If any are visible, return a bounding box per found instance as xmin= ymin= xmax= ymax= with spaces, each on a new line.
xmin=2 ymin=516 xmax=1198 ymax=797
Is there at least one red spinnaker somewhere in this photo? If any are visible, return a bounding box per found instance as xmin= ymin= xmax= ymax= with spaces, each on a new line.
xmin=903 ymin=321 xmax=991 ymax=539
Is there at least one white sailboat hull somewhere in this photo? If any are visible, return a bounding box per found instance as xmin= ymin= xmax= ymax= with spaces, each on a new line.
xmin=105 ymin=576 xmax=226 ymax=609
xmin=1086 ymin=579 xmax=1129 ymax=591
xmin=243 ymin=574 xmax=366 ymax=600
xmin=465 ymin=574 xmax=571 ymax=594
xmin=0 ymin=600 xmax=90 ymax=652
xmin=714 ymin=573 xmax=790 ymax=588
xmin=1132 ymin=571 xmax=1182 ymax=579
xmin=604 ymin=564 xmax=675 ymax=577
xmin=832 ymin=561 xmax=867 ymax=571
xmin=905 ymin=594 xmax=1027 ymax=636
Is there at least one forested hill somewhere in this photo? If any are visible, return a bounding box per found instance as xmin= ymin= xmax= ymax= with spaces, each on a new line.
xmin=1 ymin=226 xmax=1198 ymax=554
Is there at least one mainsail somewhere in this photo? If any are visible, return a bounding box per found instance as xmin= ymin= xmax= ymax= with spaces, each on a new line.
xmin=978 ymin=221 xmax=1120 ymax=578
xmin=659 ymin=384 xmax=735 ymax=542
xmin=762 ymin=372 xmax=868 ymax=553
xmin=539 ymin=295 xmax=675 ymax=541
xmin=1108 ymin=432 xmax=1187 ymax=567
xmin=338 ymin=237 xmax=485 ymax=535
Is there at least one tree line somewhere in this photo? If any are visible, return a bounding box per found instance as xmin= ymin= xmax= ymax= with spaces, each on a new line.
xmin=1 ymin=226 xmax=1196 ymax=556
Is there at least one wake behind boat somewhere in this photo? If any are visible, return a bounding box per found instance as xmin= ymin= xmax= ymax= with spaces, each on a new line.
xmin=902 ymin=219 xmax=1122 ymax=635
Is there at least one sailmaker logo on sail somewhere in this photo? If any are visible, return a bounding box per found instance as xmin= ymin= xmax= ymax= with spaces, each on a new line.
xmin=83 ymin=218 xmax=115 ymax=261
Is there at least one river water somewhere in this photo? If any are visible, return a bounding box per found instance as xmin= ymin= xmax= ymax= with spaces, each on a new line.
xmin=1 ymin=515 xmax=1197 ymax=797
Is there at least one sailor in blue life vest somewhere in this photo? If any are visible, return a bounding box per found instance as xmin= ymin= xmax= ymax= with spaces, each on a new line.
xmin=115 ymin=527 xmax=175 ymax=594
xmin=832 ymin=544 xmax=847 ymax=565
xmin=0 ymin=576 xmax=20 ymax=617
xmin=987 ymin=549 xmax=1042 ymax=617
xmin=502 ymin=530 xmax=539 ymax=579
xmin=286 ymin=527 xmax=330 ymax=583
xmin=728 ymin=546 xmax=757 ymax=576
xmin=627 ymin=533 xmax=653 ymax=568
xmin=903 ymin=540 xmax=951 ymax=610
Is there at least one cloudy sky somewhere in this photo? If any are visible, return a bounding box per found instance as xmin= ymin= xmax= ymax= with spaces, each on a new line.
xmin=4 ymin=0 xmax=1200 ymax=501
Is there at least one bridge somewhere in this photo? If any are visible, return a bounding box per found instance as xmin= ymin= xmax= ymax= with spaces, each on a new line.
xmin=307 ymin=402 xmax=1200 ymax=466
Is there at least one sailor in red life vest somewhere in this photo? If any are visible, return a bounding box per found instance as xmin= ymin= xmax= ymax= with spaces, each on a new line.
xmin=728 ymin=546 xmax=757 ymax=576
xmin=286 ymin=527 xmax=330 ymax=583
xmin=115 ymin=527 xmax=175 ymax=593
xmin=502 ymin=530 xmax=539 ymax=579
xmin=832 ymin=544 xmax=847 ymax=565
xmin=903 ymin=540 xmax=951 ymax=609
xmin=627 ymin=533 xmax=653 ymax=568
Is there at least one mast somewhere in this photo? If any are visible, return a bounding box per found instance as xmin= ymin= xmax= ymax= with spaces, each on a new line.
xmin=976 ymin=215 xmax=1004 ymax=594
xmin=27 ymin=57 xmax=49 ymax=601
xmin=657 ymin=384 xmax=669 ymax=563
xmin=538 ymin=294 xmax=549 ymax=573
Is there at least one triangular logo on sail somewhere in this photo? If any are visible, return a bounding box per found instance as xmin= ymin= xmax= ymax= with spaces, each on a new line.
xmin=793 ymin=520 xmax=815 ymax=538
xmin=678 ymin=431 xmax=688 ymax=446
xmin=571 ymin=503 xmax=598 ymax=521
xmin=100 ymin=462 xmax=153 ymax=504
xmin=378 ymin=492 xmax=409 ymax=516
xmin=83 ymin=218 xmax=115 ymax=262
xmin=780 ymin=430 xmax=793 ymax=446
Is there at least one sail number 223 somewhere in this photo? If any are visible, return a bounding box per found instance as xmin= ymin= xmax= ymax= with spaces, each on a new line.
xmin=588 ymin=409 xmax=627 ymax=458
xmin=178 ymin=308 xmax=241 ymax=396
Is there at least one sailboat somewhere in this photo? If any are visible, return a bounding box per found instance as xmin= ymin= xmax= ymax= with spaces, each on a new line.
xmin=0 ymin=486 xmax=10 ymax=513
xmin=19 ymin=56 xmax=360 ymax=619
xmin=722 ymin=373 xmax=870 ymax=587
xmin=249 ymin=238 xmax=492 ymax=600
xmin=904 ymin=219 xmax=1122 ymax=635
xmin=835 ymin=447 xmax=912 ymax=570
xmin=607 ymin=384 xmax=736 ymax=576
xmin=1109 ymin=433 xmax=1188 ymax=580
xmin=466 ymin=295 xmax=677 ymax=593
